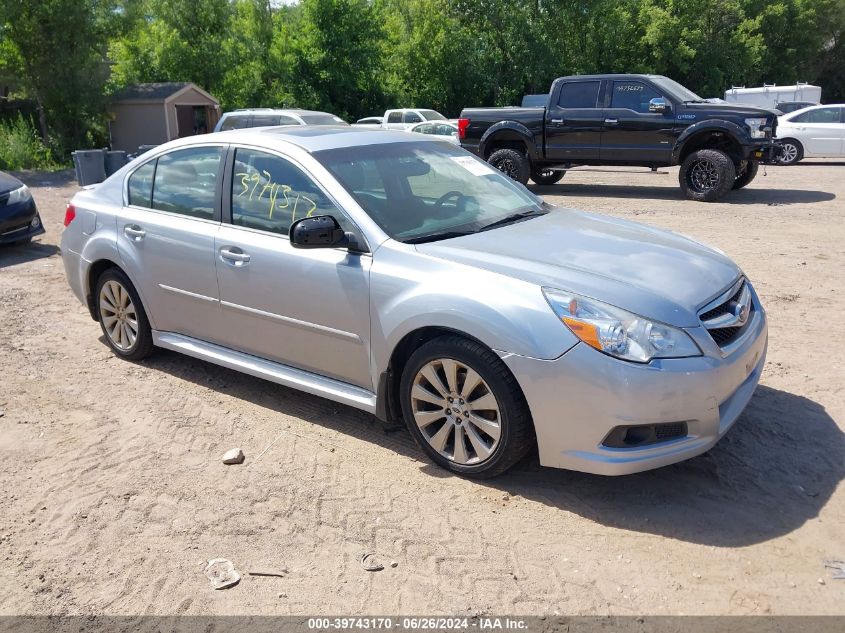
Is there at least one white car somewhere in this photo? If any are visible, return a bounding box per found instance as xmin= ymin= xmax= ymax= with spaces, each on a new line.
xmin=352 ymin=116 xmax=383 ymax=127
xmin=408 ymin=121 xmax=460 ymax=144
xmin=776 ymin=104 xmax=845 ymax=164
xmin=382 ymin=108 xmax=448 ymax=131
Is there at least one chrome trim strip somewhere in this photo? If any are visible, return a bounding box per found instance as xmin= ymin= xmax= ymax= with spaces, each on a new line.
xmin=220 ymin=300 xmax=361 ymax=343
xmin=697 ymin=277 xmax=746 ymax=316
xmin=152 ymin=331 xmax=376 ymax=413
xmin=158 ymin=284 xmax=219 ymax=303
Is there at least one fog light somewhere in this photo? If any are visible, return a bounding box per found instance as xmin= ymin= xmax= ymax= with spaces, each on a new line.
xmin=30 ymin=216 xmax=41 ymax=228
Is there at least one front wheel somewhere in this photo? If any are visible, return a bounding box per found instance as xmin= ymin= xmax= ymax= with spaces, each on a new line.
xmin=531 ymin=168 xmax=565 ymax=185
xmin=95 ymin=267 xmax=154 ymax=360
xmin=732 ymin=161 xmax=759 ymax=190
xmin=399 ymin=335 xmax=534 ymax=478
xmin=487 ymin=148 xmax=530 ymax=185
xmin=678 ymin=149 xmax=736 ymax=202
xmin=777 ymin=139 xmax=802 ymax=165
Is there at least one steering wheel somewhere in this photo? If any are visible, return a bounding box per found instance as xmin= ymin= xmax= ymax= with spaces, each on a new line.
xmin=433 ymin=190 xmax=466 ymax=213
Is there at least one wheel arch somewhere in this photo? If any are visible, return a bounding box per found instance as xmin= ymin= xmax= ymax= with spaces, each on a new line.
xmin=479 ymin=122 xmax=539 ymax=160
xmin=83 ymin=258 xmax=154 ymax=328
xmin=674 ymin=122 xmax=748 ymax=165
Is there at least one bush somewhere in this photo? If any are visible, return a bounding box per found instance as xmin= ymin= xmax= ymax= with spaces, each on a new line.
xmin=0 ymin=114 xmax=55 ymax=170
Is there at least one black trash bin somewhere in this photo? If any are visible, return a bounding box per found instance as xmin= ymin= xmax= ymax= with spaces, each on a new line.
xmin=72 ymin=150 xmax=106 ymax=186
xmin=105 ymin=150 xmax=129 ymax=176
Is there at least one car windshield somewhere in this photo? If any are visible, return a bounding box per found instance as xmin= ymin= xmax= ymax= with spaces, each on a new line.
xmin=315 ymin=142 xmax=545 ymax=243
xmin=299 ymin=113 xmax=348 ymax=126
xmin=419 ymin=110 xmax=447 ymax=121
xmin=649 ymin=76 xmax=703 ymax=102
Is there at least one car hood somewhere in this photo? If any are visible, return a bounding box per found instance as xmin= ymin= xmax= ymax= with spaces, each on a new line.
xmin=684 ymin=102 xmax=779 ymax=118
xmin=414 ymin=208 xmax=742 ymax=327
xmin=0 ymin=171 xmax=23 ymax=195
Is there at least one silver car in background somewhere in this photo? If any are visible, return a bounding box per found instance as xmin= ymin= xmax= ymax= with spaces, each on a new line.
xmin=61 ymin=127 xmax=767 ymax=477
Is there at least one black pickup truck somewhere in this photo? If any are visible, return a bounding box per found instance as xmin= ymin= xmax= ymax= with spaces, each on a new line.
xmin=458 ymin=74 xmax=781 ymax=201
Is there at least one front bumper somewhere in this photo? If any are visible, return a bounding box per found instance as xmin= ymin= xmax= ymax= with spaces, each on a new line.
xmin=0 ymin=198 xmax=45 ymax=244
xmin=747 ymin=140 xmax=782 ymax=163
xmin=503 ymin=297 xmax=768 ymax=475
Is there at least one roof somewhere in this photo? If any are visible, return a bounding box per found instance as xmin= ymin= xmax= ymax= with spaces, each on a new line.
xmin=209 ymin=125 xmax=435 ymax=153
xmin=223 ymin=108 xmax=338 ymax=116
xmin=112 ymin=82 xmax=218 ymax=104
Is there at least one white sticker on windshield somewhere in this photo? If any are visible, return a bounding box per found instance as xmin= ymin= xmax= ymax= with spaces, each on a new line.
xmin=450 ymin=155 xmax=498 ymax=177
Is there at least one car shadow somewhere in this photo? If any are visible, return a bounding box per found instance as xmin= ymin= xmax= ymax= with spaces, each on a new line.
xmin=529 ymin=183 xmax=835 ymax=205
xmin=0 ymin=240 xmax=60 ymax=268
xmin=136 ymin=348 xmax=842 ymax=548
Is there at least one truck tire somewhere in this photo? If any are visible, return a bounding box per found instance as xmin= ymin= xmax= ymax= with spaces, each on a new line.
xmin=530 ymin=168 xmax=565 ymax=185
xmin=732 ymin=161 xmax=759 ymax=190
xmin=777 ymin=139 xmax=803 ymax=165
xmin=679 ymin=149 xmax=736 ymax=202
xmin=488 ymin=149 xmax=530 ymax=185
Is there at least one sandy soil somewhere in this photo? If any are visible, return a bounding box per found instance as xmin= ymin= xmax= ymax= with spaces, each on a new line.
xmin=0 ymin=161 xmax=843 ymax=616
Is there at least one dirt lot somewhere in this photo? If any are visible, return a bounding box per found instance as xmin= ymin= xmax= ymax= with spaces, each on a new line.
xmin=1 ymin=161 xmax=843 ymax=616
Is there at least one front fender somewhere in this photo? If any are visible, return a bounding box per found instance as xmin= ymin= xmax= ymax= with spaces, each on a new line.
xmin=672 ymin=120 xmax=752 ymax=163
xmin=479 ymin=121 xmax=540 ymax=160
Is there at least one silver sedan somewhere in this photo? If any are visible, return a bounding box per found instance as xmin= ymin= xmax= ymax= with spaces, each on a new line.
xmin=61 ymin=127 xmax=767 ymax=477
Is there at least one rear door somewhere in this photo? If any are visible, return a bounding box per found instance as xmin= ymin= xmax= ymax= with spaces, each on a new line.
xmin=117 ymin=145 xmax=224 ymax=342
xmin=544 ymin=79 xmax=604 ymax=161
xmin=599 ymin=79 xmax=677 ymax=164
xmin=791 ymin=107 xmax=845 ymax=155
xmin=213 ymin=145 xmax=373 ymax=388
xmin=384 ymin=111 xmax=403 ymax=130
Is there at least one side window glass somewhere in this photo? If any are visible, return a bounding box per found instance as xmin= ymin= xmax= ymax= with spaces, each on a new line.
xmin=415 ymin=123 xmax=433 ymax=134
xmin=128 ymin=161 xmax=155 ymax=208
xmin=387 ymin=112 xmax=402 ymax=123
xmin=277 ymin=115 xmax=300 ymax=126
xmin=439 ymin=124 xmax=456 ymax=136
xmin=220 ymin=115 xmax=248 ymax=131
xmin=151 ymin=146 xmax=222 ymax=220
xmin=611 ymin=81 xmax=662 ymax=113
xmin=790 ymin=111 xmax=810 ymax=123
xmin=807 ymin=107 xmax=841 ymax=123
xmin=404 ymin=112 xmax=423 ymax=123
xmin=557 ymin=81 xmax=601 ymax=109
xmin=231 ymin=148 xmax=345 ymax=235
xmin=250 ymin=114 xmax=281 ymax=127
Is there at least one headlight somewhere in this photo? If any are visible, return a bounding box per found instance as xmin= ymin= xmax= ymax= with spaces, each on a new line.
xmin=542 ymin=288 xmax=701 ymax=363
xmin=6 ymin=184 xmax=32 ymax=205
xmin=744 ymin=117 xmax=768 ymax=139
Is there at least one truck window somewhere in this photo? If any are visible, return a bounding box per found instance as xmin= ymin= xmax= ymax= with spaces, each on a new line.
xmin=387 ymin=112 xmax=402 ymax=124
xmin=611 ymin=81 xmax=662 ymax=113
xmin=557 ymin=81 xmax=601 ymax=109
xmin=404 ymin=111 xmax=423 ymax=124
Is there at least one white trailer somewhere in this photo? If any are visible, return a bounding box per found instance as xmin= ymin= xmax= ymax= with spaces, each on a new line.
xmin=723 ymin=84 xmax=822 ymax=109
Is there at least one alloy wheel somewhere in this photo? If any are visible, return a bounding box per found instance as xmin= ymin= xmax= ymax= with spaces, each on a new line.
xmin=687 ymin=158 xmax=721 ymax=193
xmin=779 ymin=143 xmax=798 ymax=164
xmin=99 ymin=280 xmax=138 ymax=351
xmin=495 ymin=158 xmax=519 ymax=180
xmin=410 ymin=358 xmax=502 ymax=465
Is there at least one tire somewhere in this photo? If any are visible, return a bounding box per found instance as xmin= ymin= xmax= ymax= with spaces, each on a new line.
xmin=399 ymin=335 xmax=534 ymax=478
xmin=732 ymin=161 xmax=759 ymax=190
xmin=777 ymin=139 xmax=802 ymax=165
xmin=487 ymin=148 xmax=530 ymax=185
xmin=94 ymin=267 xmax=154 ymax=361
xmin=530 ymin=168 xmax=565 ymax=185
xmin=678 ymin=149 xmax=736 ymax=202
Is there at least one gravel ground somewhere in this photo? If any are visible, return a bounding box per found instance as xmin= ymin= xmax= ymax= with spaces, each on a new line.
xmin=0 ymin=161 xmax=842 ymax=616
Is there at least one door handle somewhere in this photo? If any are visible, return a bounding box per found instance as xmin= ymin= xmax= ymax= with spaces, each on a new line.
xmin=219 ymin=247 xmax=251 ymax=266
xmin=604 ymin=118 xmax=619 ymax=125
xmin=550 ymin=118 xmax=564 ymax=124
xmin=124 ymin=225 xmax=146 ymax=241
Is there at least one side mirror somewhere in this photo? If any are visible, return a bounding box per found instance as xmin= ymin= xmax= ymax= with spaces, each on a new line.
xmin=649 ymin=97 xmax=670 ymax=113
xmin=289 ymin=215 xmax=348 ymax=249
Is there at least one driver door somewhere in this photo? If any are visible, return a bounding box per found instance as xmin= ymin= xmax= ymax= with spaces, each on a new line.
xmin=213 ymin=146 xmax=373 ymax=389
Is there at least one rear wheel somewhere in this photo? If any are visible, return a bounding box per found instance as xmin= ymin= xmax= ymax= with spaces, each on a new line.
xmin=400 ymin=335 xmax=534 ymax=478
xmin=530 ymin=168 xmax=565 ymax=185
xmin=679 ymin=149 xmax=736 ymax=202
xmin=95 ymin=268 xmax=154 ymax=360
xmin=732 ymin=161 xmax=759 ymax=190
xmin=487 ymin=148 xmax=530 ymax=185
xmin=777 ymin=139 xmax=802 ymax=165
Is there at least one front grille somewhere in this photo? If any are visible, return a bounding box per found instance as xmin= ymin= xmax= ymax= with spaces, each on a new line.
xmin=602 ymin=422 xmax=689 ymax=448
xmin=0 ymin=222 xmax=30 ymax=237
xmin=698 ymin=278 xmax=752 ymax=350
xmin=654 ymin=422 xmax=687 ymax=441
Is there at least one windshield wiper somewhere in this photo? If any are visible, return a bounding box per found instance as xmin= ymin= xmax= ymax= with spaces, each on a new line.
xmin=477 ymin=209 xmax=546 ymax=232
xmin=405 ymin=230 xmax=476 ymax=244
xmin=684 ymin=99 xmax=708 ymax=104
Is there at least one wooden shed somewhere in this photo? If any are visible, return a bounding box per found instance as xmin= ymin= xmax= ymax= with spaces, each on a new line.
xmin=109 ymin=82 xmax=220 ymax=152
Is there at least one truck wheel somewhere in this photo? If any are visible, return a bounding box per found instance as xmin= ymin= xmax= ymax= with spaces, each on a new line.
xmin=679 ymin=149 xmax=736 ymax=202
xmin=530 ymin=168 xmax=565 ymax=185
xmin=488 ymin=149 xmax=530 ymax=185
xmin=777 ymin=139 xmax=802 ymax=165
xmin=732 ymin=161 xmax=759 ymax=190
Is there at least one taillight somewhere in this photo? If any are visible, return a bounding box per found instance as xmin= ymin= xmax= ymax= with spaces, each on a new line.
xmin=64 ymin=203 xmax=76 ymax=227
xmin=457 ymin=118 xmax=470 ymax=140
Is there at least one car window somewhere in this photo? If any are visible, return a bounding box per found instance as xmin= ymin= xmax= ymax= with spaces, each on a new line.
xmin=436 ymin=124 xmax=457 ymax=136
xmin=419 ymin=110 xmax=446 ymax=121
xmin=151 ymin=146 xmax=222 ymax=220
xmin=404 ymin=111 xmax=423 ymax=124
xmin=250 ymin=114 xmax=282 ymax=127
xmin=792 ymin=107 xmax=842 ymax=123
xmin=230 ymin=147 xmax=345 ymax=236
xmin=220 ymin=115 xmax=249 ymax=131
xmin=557 ymin=81 xmax=601 ymax=109
xmin=277 ymin=115 xmax=300 ymax=126
xmin=611 ymin=81 xmax=663 ymax=113
xmin=127 ymin=161 xmax=155 ymax=208
xmin=387 ymin=112 xmax=402 ymax=123
xmin=414 ymin=123 xmax=434 ymax=134
xmin=298 ymin=113 xmax=347 ymax=125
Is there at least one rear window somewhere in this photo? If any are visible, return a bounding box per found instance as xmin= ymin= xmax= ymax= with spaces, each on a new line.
xmin=299 ymin=113 xmax=348 ymax=125
xmin=220 ymin=115 xmax=249 ymax=131
xmin=557 ymin=81 xmax=601 ymax=109
xmin=419 ymin=110 xmax=446 ymax=121
xmin=387 ymin=112 xmax=402 ymax=123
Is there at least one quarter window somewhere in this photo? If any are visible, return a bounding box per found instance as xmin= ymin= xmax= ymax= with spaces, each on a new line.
xmin=230 ymin=148 xmax=343 ymax=235
xmin=557 ymin=81 xmax=601 ymax=109
xmin=151 ymin=146 xmax=222 ymax=220
xmin=611 ymin=81 xmax=662 ymax=113
xmin=128 ymin=161 xmax=155 ymax=208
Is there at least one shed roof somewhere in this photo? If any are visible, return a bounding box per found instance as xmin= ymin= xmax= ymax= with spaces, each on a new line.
xmin=113 ymin=82 xmax=191 ymax=102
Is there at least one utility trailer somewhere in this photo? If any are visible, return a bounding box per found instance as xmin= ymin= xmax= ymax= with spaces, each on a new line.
xmin=724 ymin=84 xmax=822 ymax=109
